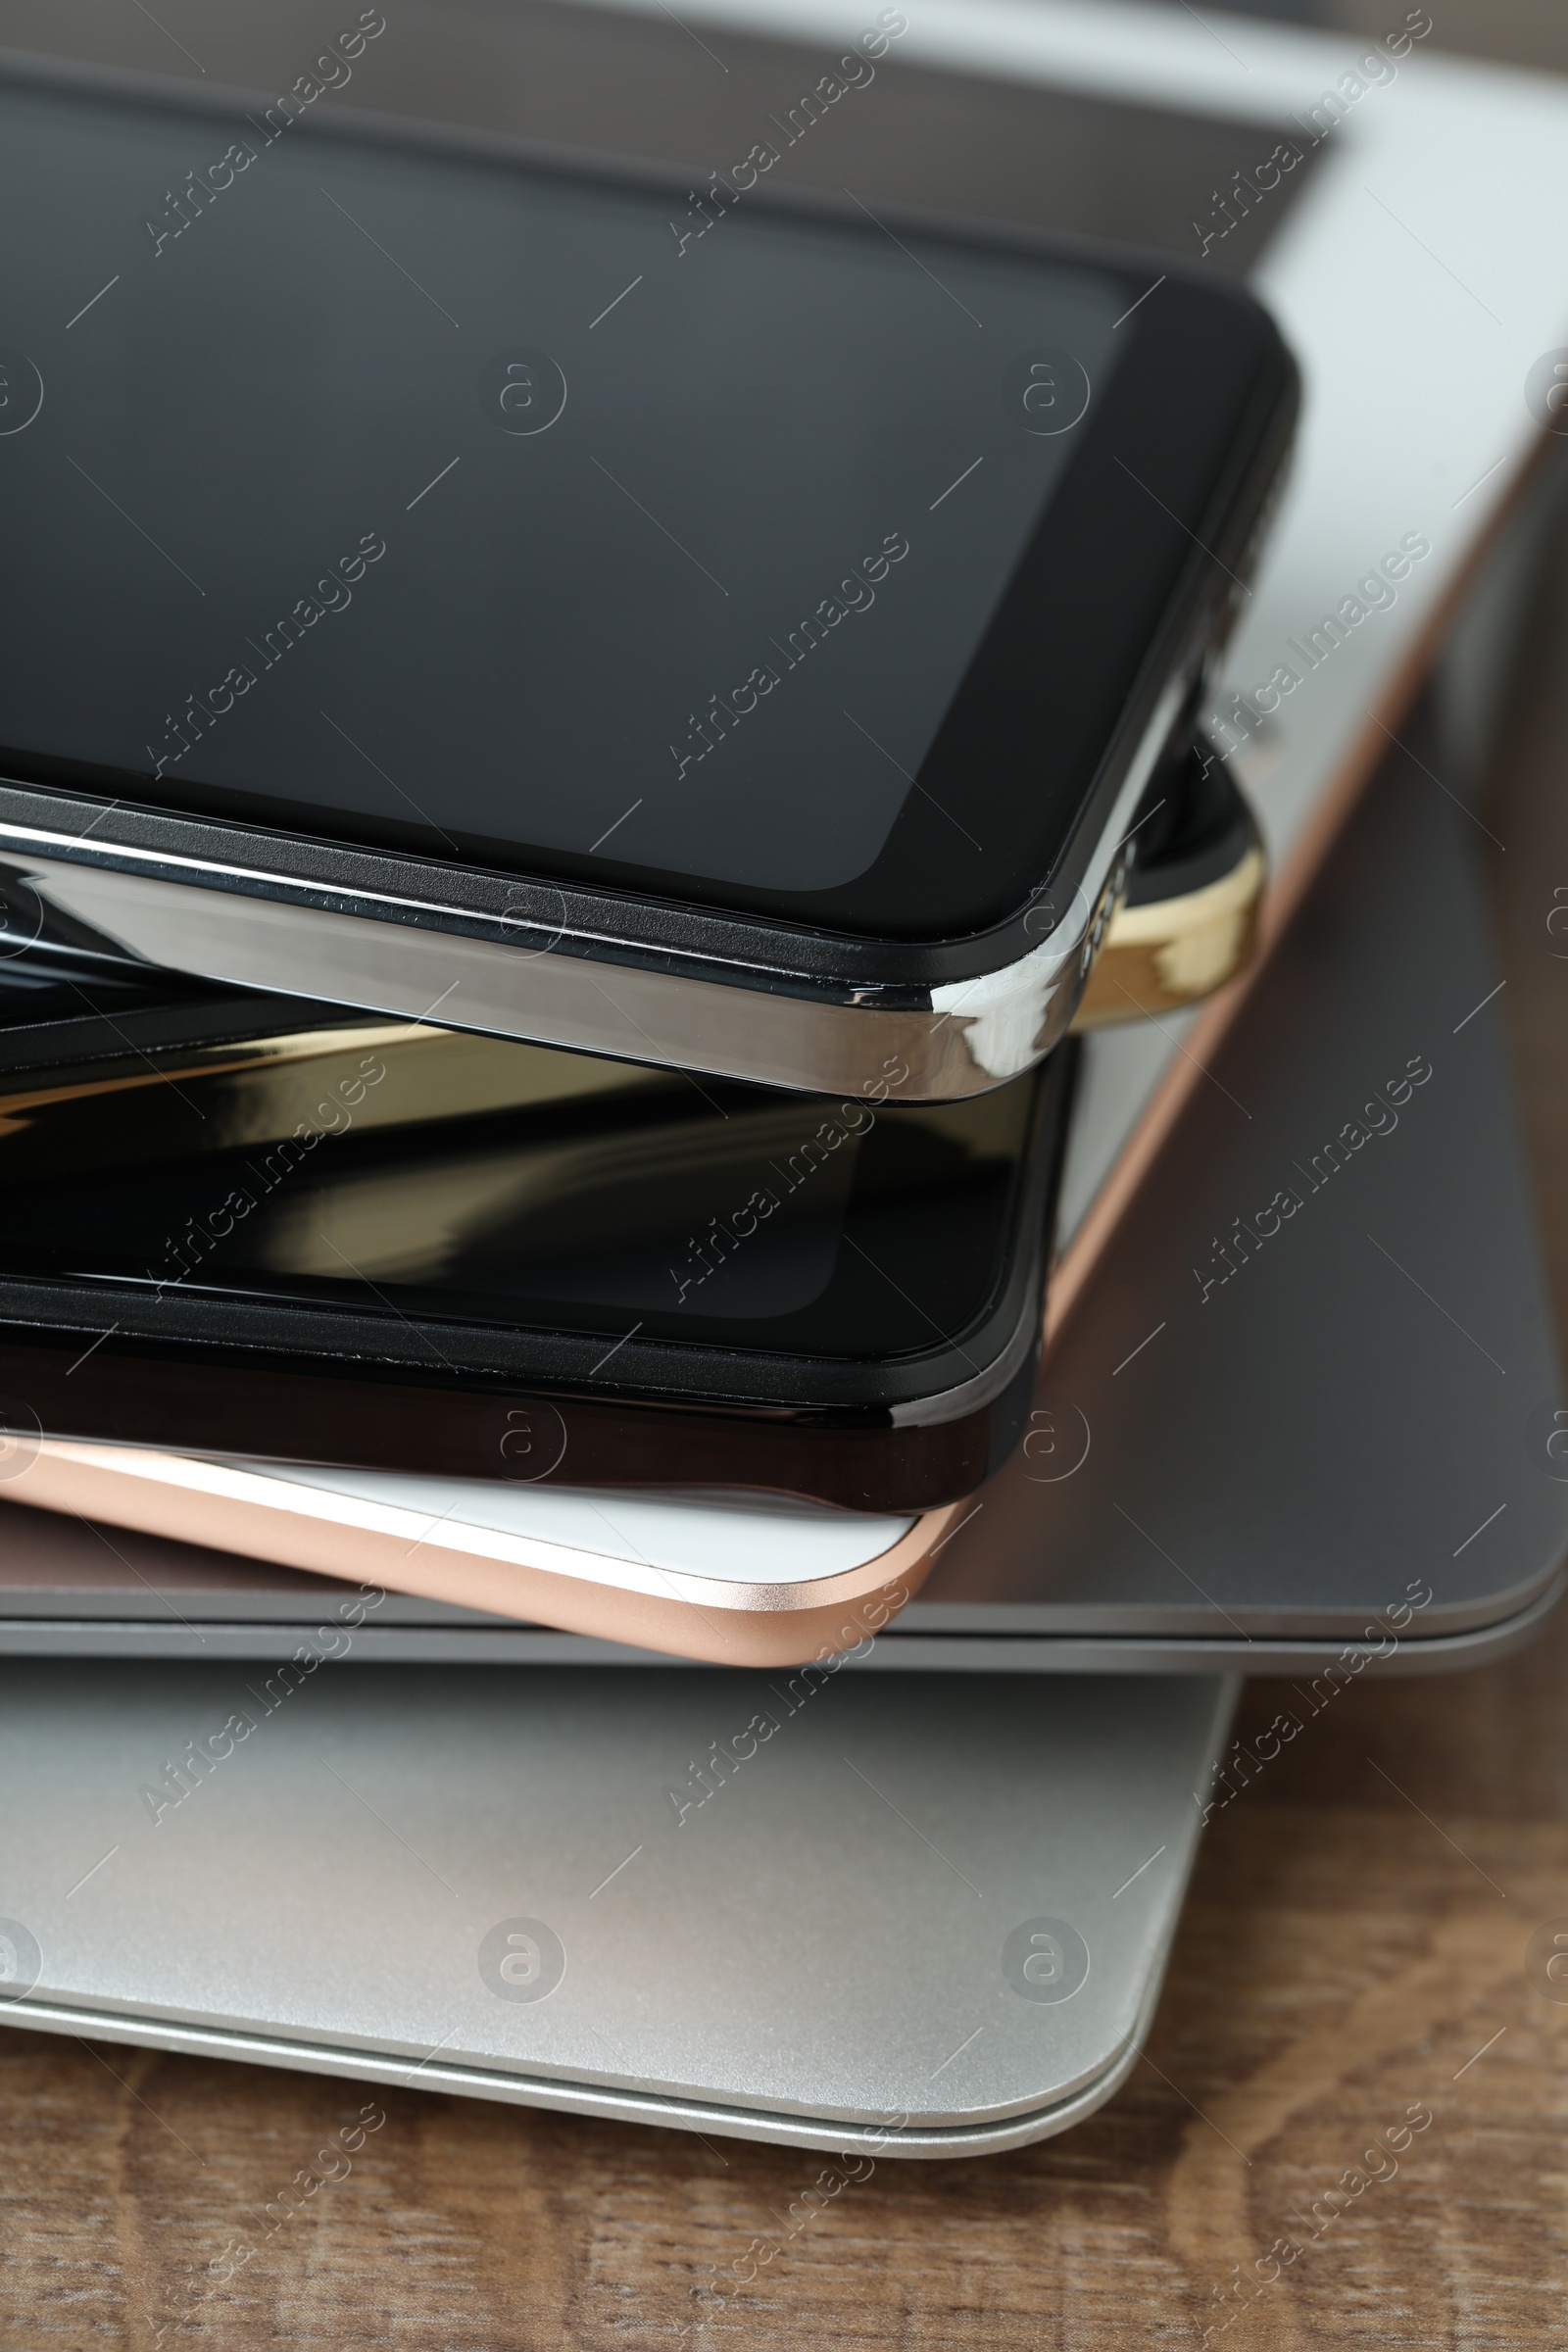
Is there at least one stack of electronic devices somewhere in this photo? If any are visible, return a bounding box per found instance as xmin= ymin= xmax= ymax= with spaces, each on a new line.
xmin=0 ymin=719 xmax=1276 ymax=1658
xmin=1 ymin=0 xmax=1566 ymax=2163
xmin=0 ymin=30 xmax=1297 ymax=1660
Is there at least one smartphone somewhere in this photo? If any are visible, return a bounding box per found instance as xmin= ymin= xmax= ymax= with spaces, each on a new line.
xmin=0 ymin=725 xmax=1261 ymax=1038
xmin=3 ymin=1447 xmax=944 ymax=1669
xmin=0 ymin=54 xmax=1297 ymax=1100
xmin=0 ymin=970 xmax=1077 ymax=1511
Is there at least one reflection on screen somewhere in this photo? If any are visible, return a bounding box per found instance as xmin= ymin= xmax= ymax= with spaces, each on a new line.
xmin=0 ymin=1016 xmax=1041 ymax=1356
xmin=0 ymin=78 xmax=1124 ymax=891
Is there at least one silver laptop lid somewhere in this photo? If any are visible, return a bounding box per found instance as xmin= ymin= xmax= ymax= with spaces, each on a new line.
xmin=0 ymin=1661 xmax=1234 ymax=2155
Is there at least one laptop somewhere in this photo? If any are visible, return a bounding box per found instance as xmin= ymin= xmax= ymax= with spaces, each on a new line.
xmin=0 ymin=1656 xmax=1236 ymax=2154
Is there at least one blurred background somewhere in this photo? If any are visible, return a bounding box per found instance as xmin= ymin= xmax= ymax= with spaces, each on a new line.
xmin=1186 ymin=0 xmax=1566 ymax=73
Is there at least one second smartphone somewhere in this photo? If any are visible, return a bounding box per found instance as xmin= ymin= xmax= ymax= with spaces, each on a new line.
xmin=0 ymin=959 xmax=1073 ymax=1511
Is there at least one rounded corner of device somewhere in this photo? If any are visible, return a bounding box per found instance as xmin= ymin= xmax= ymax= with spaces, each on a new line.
xmin=1071 ymin=841 xmax=1268 ymax=1031
xmin=522 ymin=1517 xmax=946 ymax=1668
xmin=13 ymin=1439 xmax=950 ymax=1668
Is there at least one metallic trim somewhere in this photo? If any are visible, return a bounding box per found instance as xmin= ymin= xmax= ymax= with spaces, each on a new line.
xmin=2 ymin=1577 xmax=1552 ymax=1675
xmin=1071 ymin=843 xmax=1267 ymax=1030
xmin=885 ymin=1274 xmax=1042 ymax=1426
xmin=0 ymin=681 xmax=1181 ymax=1100
xmin=0 ymin=1960 xmax=1168 ymax=2158
xmin=17 ymin=1442 xmax=956 ymax=1665
xmin=0 ymin=1580 xmax=1542 ymax=1674
xmin=862 ymin=1575 xmax=1567 ymax=1674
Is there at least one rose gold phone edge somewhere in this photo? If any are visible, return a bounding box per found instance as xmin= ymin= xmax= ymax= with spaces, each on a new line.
xmin=10 ymin=1443 xmax=950 ymax=1669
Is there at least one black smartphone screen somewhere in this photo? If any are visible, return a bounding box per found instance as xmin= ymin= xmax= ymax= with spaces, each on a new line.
xmin=0 ymin=1013 xmax=1054 ymax=1366
xmin=0 ymin=57 xmax=1285 ymax=940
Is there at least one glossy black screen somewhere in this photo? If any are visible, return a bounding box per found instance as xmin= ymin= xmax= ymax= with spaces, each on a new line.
xmin=0 ymin=69 xmax=1127 ymax=903
xmin=0 ymin=1004 xmax=1056 ymax=1362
